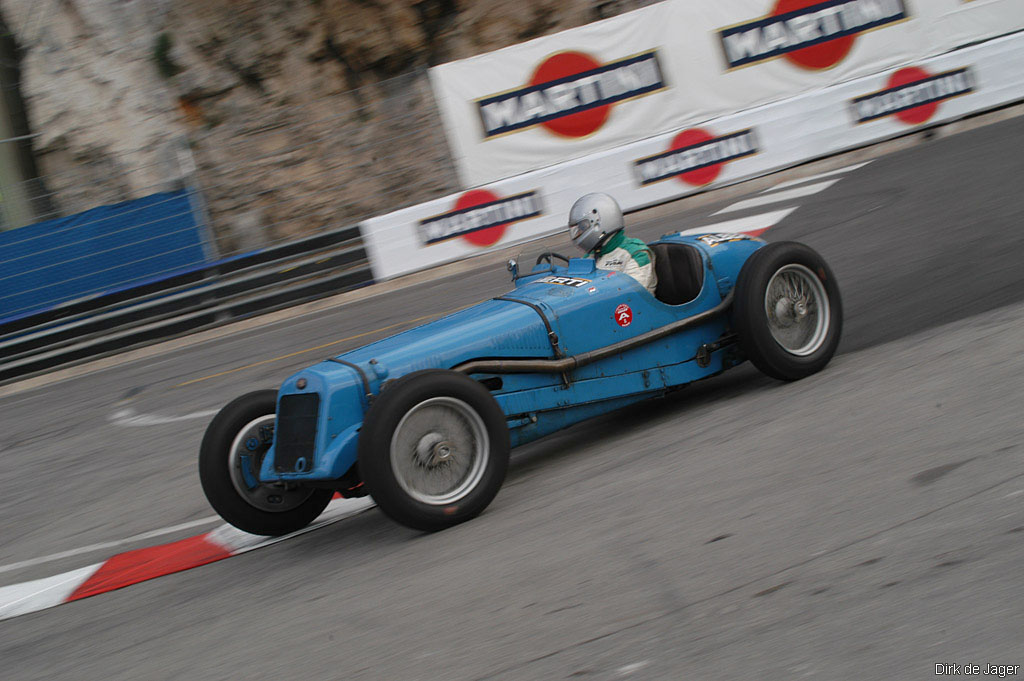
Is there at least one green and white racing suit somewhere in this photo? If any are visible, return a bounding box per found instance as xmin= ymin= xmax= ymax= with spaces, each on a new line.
xmin=592 ymin=230 xmax=658 ymax=295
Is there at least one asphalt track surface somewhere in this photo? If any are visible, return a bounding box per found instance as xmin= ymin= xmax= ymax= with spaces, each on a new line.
xmin=2 ymin=116 xmax=1023 ymax=680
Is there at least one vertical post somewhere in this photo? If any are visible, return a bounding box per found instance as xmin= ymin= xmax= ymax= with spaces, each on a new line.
xmin=175 ymin=137 xmax=218 ymax=262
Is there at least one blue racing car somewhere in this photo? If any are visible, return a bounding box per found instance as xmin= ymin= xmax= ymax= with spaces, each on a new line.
xmin=199 ymin=233 xmax=841 ymax=534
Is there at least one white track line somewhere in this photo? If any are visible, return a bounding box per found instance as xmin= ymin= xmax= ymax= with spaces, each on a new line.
xmin=712 ymin=180 xmax=840 ymax=216
xmin=679 ymin=208 xmax=799 ymax=236
xmin=0 ymin=516 xmax=221 ymax=575
xmin=108 ymin=408 xmax=219 ymax=427
xmin=766 ymin=161 xmax=873 ymax=192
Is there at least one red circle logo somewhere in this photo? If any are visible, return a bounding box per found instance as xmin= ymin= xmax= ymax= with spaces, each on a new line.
xmin=773 ymin=0 xmax=856 ymax=70
xmin=888 ymin=66 xmax=939 ymax=125
xmin=671 ymin=128 xmax=719 ymax=187
xmin=454 ymin=189 xmax=506 ymax=247
xmin=529 ymin=52 xmax=610 ymax=138
xmin=615 ymin=303 xmax=633 ymax=327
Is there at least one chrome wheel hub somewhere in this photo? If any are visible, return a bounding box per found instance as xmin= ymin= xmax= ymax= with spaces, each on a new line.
xmin=391 ymin=397 xmax=489 ymax=505
xmin=415 ymin=432 xmax=455 ymax=467
xmin=228 ymin=415 xmax=316 ymax=512
xmin=764 ymin=264 xmax=830 ymax=356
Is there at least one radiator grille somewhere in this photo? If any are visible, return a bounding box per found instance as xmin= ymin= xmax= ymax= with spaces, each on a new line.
xmin=274 ymin=393 xmax=320 ymax=473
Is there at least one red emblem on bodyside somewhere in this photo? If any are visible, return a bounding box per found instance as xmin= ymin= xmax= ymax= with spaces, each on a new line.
xmin=615 ymin=303 xmax=632 ymax=327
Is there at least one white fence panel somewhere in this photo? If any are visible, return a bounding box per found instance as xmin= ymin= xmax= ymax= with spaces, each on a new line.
xmin=365 ymin=30 xmax=1024 ymax=281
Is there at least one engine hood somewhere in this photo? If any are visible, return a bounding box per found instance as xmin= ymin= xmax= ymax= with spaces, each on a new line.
xmin=333 ymin=296 xmax=556 ymax=380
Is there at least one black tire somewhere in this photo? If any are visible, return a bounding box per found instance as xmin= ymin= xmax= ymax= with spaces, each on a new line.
xmin=732 ymin=241 xmax=843 ymax=381
xmin=358 ymin=370 xmax=510 ymax=532
xmin=199 ymin=390 xmax=333 ymax=536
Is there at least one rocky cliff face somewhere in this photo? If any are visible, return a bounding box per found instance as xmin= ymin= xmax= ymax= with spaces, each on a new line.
xmin=2 ymin=0 xmax=645 ymax=251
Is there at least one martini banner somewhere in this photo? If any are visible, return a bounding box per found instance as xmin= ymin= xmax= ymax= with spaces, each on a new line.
xmin=430 ymin=0 xmax=1024 ymax=186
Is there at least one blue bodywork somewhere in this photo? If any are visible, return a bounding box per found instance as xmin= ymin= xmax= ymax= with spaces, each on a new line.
xmin=258 ymin=233 xmax=765 ymax=484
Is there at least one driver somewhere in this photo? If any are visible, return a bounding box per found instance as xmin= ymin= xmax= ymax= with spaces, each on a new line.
xmin=568 ymin=193 xmax=657 ymax=294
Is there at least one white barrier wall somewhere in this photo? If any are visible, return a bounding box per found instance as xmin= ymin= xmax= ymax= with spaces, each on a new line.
xmin=362 ymin=30 xmax=1024 ymax=281
xmin=430 ymin=0 xmax=1024 ymax=187
xmin=428 ymin=3 xmax=679 ymax=189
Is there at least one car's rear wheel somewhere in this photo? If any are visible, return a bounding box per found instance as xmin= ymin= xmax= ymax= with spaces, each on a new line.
xmin=733 ymin=241 xmax=842 ymax=381
xmin=199 ymin=390 xmax=333 ymax=536
xmin=358 ymin=370 xmax=510 ymax=532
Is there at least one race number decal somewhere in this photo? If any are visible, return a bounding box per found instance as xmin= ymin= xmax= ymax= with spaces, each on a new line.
xmin=615 ymin=303 xmax=633 ymax=327
xmin=696 ymin=233 xmax=757 ymax=247
xmin=537 ymin=275 xmax=591 ymax=287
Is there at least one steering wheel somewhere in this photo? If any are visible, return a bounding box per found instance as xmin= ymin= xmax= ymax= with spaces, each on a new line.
xmin=535 ymin=252 xmax=572 ymax=266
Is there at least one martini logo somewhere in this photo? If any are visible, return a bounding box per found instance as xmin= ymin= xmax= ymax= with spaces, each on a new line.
xmin=419 ymin=189 xmax=542 ymax=247
xmin=852 ymin=66 xmax=973 ymax=125
xmin=719 ymin=0 xmax=908 ymax=70
xmin=633 ymin=128 xmax=758 ymax=187
xmin=476 ymin=50 xmax=665 ymax=139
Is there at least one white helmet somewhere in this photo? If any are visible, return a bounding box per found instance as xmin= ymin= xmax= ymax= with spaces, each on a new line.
xmin=567 ymin=192 xmax=624 ymax=254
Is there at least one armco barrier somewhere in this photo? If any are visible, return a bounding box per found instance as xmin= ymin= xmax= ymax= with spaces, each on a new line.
xmin=0 ymin=241 xmax=368 ymax=361
xmin=361 ymin=29 xmax=1024 ymax=281
xmin=0 ymin=262 xmax=373 ymax=384
xmin=0 ymin=221 xmax=365 ymax=337
xmin=0 ymin=212 xmax=373 ymax=383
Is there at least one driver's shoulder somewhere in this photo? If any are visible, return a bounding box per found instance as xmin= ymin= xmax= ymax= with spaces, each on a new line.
xmin=620 ymin=236 xmax=653 ymax=266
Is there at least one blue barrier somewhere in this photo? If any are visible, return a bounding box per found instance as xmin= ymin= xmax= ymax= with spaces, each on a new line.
xmin=0 ymin=189 xmax=210 ymax=323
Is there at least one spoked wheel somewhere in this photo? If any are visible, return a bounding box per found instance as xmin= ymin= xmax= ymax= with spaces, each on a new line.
xmin=391 ymin=396 xmax=491 ymax=505
xmin=359 ymin=370 xmax=510 ymax=532
xmin=733 ymin=242 xmax=842 ymax=381
xmin=764 ymin=264 xmax=831 ymax=356
xmin=199 ymin=390 xmax=332 ymax=536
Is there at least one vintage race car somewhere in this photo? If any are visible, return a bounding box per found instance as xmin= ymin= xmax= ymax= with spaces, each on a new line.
xmin=199 ymin=234 xmax=842 ymax=534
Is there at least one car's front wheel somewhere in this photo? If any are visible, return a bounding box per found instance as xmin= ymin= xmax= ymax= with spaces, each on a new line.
xmin=358 ymin=370 xmax=510 ymax=532
xmin=733 ymin=241 xmax=842 ymax=381
xmin=199 ymin=390 xmax=333 ymax=536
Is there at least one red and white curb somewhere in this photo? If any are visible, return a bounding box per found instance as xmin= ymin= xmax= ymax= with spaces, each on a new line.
xmin=0 ymin=496 xmax=375 ymax=622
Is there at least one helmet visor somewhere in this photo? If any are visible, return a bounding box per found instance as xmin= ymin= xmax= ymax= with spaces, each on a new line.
xmin=569 ymin=216 xmax=603 ymax=253
xmin=568 ymin=216 xmax=591 ymax=241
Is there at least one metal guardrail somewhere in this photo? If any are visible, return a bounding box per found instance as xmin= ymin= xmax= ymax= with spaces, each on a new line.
xmin=0 ymin=220 xmax=364 ymax=333
xmin=0 ymin=222 xmax=374 ymax=384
